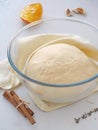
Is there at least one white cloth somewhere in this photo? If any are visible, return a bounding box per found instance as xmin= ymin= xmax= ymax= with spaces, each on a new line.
xmin=29 ymin=92 xmax=73 ymax=111
xmin=0 ymin=59 xmax=20 ymax=89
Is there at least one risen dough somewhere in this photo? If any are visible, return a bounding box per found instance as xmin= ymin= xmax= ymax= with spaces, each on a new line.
xmin=25 ymin=43 xmax=98 ymax=84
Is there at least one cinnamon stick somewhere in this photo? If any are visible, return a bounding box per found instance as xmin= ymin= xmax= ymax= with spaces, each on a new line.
xmin=10 ymin=91 xmax=35 ymax=124
xmin=3 ymin=91 xmax=26 ymax=117
xmin=8 ymin=91 xmax=34 ymax=116
xmin=24 ymin=104 xmax=34 ymax=116
xmin=18 ymin=95 xmax=34 ymax=116
xmin=3 ymin=91 xmax=35 ymax=124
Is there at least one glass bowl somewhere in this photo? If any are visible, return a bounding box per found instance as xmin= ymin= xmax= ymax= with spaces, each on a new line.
xmin=7 ymin=18 xmax=98 ymax=104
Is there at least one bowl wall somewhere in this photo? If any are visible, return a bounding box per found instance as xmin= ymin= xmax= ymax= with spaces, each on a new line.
xmin=8 ymin=18 xmax=98 ymax=103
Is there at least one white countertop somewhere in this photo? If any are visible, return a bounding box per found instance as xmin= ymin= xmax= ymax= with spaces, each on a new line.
xmin=0 ymin=0 xmax=98 ymax=130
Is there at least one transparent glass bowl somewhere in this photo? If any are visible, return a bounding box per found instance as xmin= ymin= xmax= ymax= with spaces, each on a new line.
xmin=7 ymin=18 xmax=98 ymax=104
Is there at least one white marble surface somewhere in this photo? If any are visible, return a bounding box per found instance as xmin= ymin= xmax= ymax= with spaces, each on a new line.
xmin=0 ymin=0 xmax=98 ymax=130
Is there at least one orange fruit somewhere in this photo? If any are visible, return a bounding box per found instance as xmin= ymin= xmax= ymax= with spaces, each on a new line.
xmin=20 ymin=3 xmax=43 ymax=23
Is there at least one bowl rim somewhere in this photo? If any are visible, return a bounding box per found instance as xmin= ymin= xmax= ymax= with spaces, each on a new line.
xmin=7 ymin=18 xmax=98 ymax=87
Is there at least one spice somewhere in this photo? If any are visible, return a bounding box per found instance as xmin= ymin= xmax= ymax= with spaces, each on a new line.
xmin=3 ymin=91 xmax=35 ymax=124
xmin=65 ymin=7 xmax=86 ymax=17
xmin=94 ymin=108 xmax=98 ymax=112
xmin=74 ymin=108 xmax=98 ymax=124
xmin=72 ymin=8 xmax=86 ymax=15
xmin=65 ymin=8 xmax=73 ymax=17
xmin=87 ymin=111 xmax=92 ymax=116
xmin=74 ymin=118 xmax=80 ymax=124
xmin=81 ymin=113 xmax=87 ymax=119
